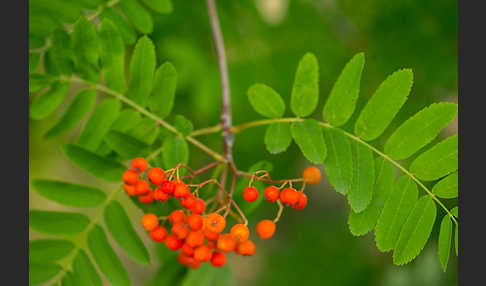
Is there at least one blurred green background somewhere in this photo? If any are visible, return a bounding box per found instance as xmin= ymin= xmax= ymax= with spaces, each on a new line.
xmin=30 ymin=0 xmax=457 ymax=285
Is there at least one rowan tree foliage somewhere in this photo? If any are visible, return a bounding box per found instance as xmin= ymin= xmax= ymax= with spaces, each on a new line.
xmin=29 ymin=0 xmax=458 ymax=285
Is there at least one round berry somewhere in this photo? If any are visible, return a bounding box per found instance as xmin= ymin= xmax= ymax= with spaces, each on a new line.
xmin=154 ymin=186 xmax=170 ymax=202
xmin=135 ymin=180 xmax=151 ymax=195
xmin=243 ymin=186 xmax=259 ymax=202
xmin=293 ymin=192 xmax=308 ymax=210
xmin=207 ymin=240 xmax=217 ymax=249
xmin=217 ymin=233 xmax=237 ymax=252
xmin=123 ymin=184 xmax=136 ymax=196
xmin=178 ymin=253 xmax=192 ymax=266
xmin=169 ymin=210 xmax=185 ymax=224
xmin=138 ymin=190 xmax=154 ymax=204
xmin=150 ymin=226 xmax=167 ymax=242
xmin=256 ymin=219 xmax=276 ymax=239
xmin=161 ymin=180 xmax=175 ymax=194
xmin=194 ymin=245 xmax=212 ymax=262
xmin=211 ymin=251 xmax=226 ymax=267
xmin=236 ymin=240 xmax=255 ymax=256
xmin=180 ymin=194 xmax=196 ymax=209
xmin=185 ymin=231 xmax=205 ymax=248
xmin=186 ymin=214 xmax=203 ymax=231
xmin=147 ymin=168 xmax=166 ymax=185
xmin=280 ymin=187 xmax=299 ymax=206
xmin=172 ymin=223 xmax=190 ymax=240
xmin=131 ymin=157 xmax=147 ymax=173
xmin=141 ymin=213 xmax=158 ymax=231
xmin=230 ymin=224 xmax=250 ymax=242
xmin=165 ymin=234 xmax=182 ymax=250
xmin=189 ymin=258 xmax=201 ymax=269
xmin=302 ymin=166 xmax=321 ymax=185
xmin=191 ymin=199 xmax=206 ymax=214
xmin=264 ymin=186 xmax=280 ymax=202
xmin=173 ymin=182 xmax=190 ymax=198
xmin=204 ymin=228 xmax=220 ymax=241
xmin=122 ymin=169 xmax=138 ymax=185
xmin=205 ymin=213 xmax=226 ymax=233
xmin=181 ymin=243 xmax=194 ymax=257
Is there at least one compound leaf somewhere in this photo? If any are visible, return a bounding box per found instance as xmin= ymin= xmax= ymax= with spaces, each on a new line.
xmin=438 ymin=215 xmax=453 ymax=272
xmin=290 ymin=53 xmax=319 ymax=117
xmin=323 ymin=128 xmax=353 ymax=195
xmin=127 ymin=36 xmax=156 ymax=107
xmin=111 ymin=109 xmax=143 ymax=132
xmin=72 ymin=17 xmax=99 ymax=82
xmin=118 ymin=0 xmax=153 ymax=34
xmin=348 ymin=140 xmax=375 ymax=213
xmin=32 ymin=179 xmax=106 ymax=208
xmin=99 ymin=18 xmax=126 ymax=93
xmin=30 ymin=262 xmax=61 ymax=285
xmin=174 ymin=115 xmax=194 ymax=136
xmin=30 ymin=210 xmax=89 ymax=235
xmin=264 ymin=122 xmax=292 ymax=154
xmin=432 ymin=172 xmax=458 ymax=199
xmin=291 ymin=119 xmax=327 ymax=164
xmin=142 ymin=0 xmax=173 ymax=13
xmin=163 ymin=136 xmax=189 ymax=169
xmin=30 ymin=81 xmax=70 ymax=120
xmin=149 ymin=62 xmax=177 ymax=119
xmin=248 ymin=84 xmax=285 ymax=118
xmin=72 ymin=250 xmax=103 ymax=286
xmin=104 ymin=130 xmax=150 ymax=159
xmin=29 ymin=239 xmax=75 ymax=262
xmin=99 ymin=8 xmax=137 ymax=45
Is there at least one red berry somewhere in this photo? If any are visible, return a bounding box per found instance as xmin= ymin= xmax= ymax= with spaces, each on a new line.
xmin=122 ymin=170 xmax=138 ymax=185
xmin=169 ymin=210 xmax=185 ymax=224
xmin=302 ymin=166 xmax=321 ymax=185
xmin=172 ymin=223 xmax=190 ymax=240
xmin=194 ymin=245 xmax=212 ymax=262
xmin=150 ymin=226 xmax=167 ymax=242
xmin=131 ymin=158 xmax=147 ymax=173
xmin=154 ymin=186 xmax=170 ymax=202
xmin=138 ymin=190 xmax=154 ymax=204
xmin=123 ymin=184 xmax=136 ymax=196
xmin=135 ymin=180 xmax=151 ymax=195
xmin=142 ymin=213 xmax=158 ymax=231
xmin=236 ymin=240 xmax=255 ymax=256
xmin=243 ymin=186 xmax=259 ymax=202
xmin=173 ymin=182 xmax=190 ymax=198
xmin=256 ymin=220 xmax=276 ymax=239
xmin=185 ymin=231 xmax=204 ymax=248
xmin=147 ymin=168 xmax=166 ymax=185
xmin=210 ymin=251 xmax=226 ymax=267
xmin=181 ymin=243 xmax=194 ymax=257
xmin=186 ymin=214 xmax=203 ymax=231
xmin=180 ymin=194 xmax=196 ymax=209
xmin=190 ymin=199 xmax=206 ymax=214
xmin=161 ymin=180 xmax=175 ymax=194
xmin=280 ymin=187 xmax=299 ymax=206
xmin=264 ymin=186 xmax=280 ymax=202
xmin=165 ymin=234 xmax=182 ymax=250
xmin=293 ymin=192 xmax=308 ymax=210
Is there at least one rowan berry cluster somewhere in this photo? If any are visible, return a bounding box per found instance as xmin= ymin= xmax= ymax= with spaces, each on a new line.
xmin=121 ymin=157 xmax=321 ymax=269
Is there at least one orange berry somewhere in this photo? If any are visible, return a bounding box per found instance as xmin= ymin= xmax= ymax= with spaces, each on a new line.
xmin=243 ymin=186 xmax=259 ymax=202
xmin=172 ymin=223 xmax=190 ymax=240
xmin=169 ymin=210 xmax=185 ymax=224
xmin=154 ymin=186 xmax=170 ymax=202
xmin=264 ymin=186 xmax=280 ymax=202
xmin=194 ymin=245 xmax=212 ymax=262
xmin=138 ymin=190 xmax=154 ymax=204
xmin=180 ymin=194 xmax=196 ymax=209
xmin=204 ymin=228 xmax=220 ymax=241
xmin=185 ymin=231 xmax=205 ymax=248
xmin=165 ymin=234 xmax=182 ymax=250
xmin=141 ymin=213 xmax=158 ymax=231
xmin=181 ymin=243 xmax=194 ymax=257
xmin=256 ymin=219 xmax=276 ymax=239
xmin=161 ymin=180 xmax=175 ymax=194
xmin=189 ymin=257 xmax=201 ymax=269
xmin=178 ymin=252 xmax=192 ymax=266
xmin=147 ymin=168 xmax=166 ymax=185
xmin=280 ymin=187 xmax=299 ymax=206
xmin=207 ymin=240 xmax=217 ymax=249
xmin=173 ymin=182 xmax=190 ymax=198
xmin=211 ymin=251 xmax=226 ymax=267
xmin=205 ymin=213 xmax=226 ymax=233
xmin=236 ymin=240 xmax=255 ymax=256
xmin=191 ymin=199 xmax=206 ymax=214
xmin=302 ymin=166 xmax=321 ymax=185
xmin=150 ymin=226 xmax=167 ymax=242
xmin=293 ymin=192 xmax=308 ymax=210
xmin=123 ymin=184 xmax=136 ymax=196
xmin=230 ymin=224 xmax=250 ymax=242
xmin=122 ymin=169 xmax=138 ymax=185
xmin=135 ymin=180 xmax=151 ymax=195
xmin=217 ymin=233 xmax=237 ymax=252
xmin=131 ymin=157 xmax=147 ymax=173
xmin=186 ymin=214 xmax=203 ymax=231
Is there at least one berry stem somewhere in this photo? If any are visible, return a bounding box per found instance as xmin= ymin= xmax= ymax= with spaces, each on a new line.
xmin=273 ymin=200 xmax=284 ymax=223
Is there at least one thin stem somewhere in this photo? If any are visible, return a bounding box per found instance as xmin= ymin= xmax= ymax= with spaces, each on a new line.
xmin=223 ymin=172 xmax=237 ymax=217
xmin=273 ymin=200 xmax=284 ymax=223
xmin=190 ymin=124 xmax=222 ymax=137
xmin=206 ymin=0 xmax=234 ymax=162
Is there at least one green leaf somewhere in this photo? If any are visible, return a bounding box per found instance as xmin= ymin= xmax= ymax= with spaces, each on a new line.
xmin=111 ymin=109 xmax=143 ymax=132
xmin=78 ymin=98 xmax=121 ymax=151
xmin=438 ymin=215 xmax=452 ymax=271
xmin=29 ymin=239 xmax=75 ymax=262
xmin=348 ymin=157 xmax=395 ymax=236
xmin=264 ymin=122 xmax=292 ymax=154
xmin=127 ymin=36 xmax=156 ymax=107
xmin=99 ymin=8 xmax=137 ymax=45
xmin=323 ymin=53 xmax=364 ymax=126
xmin=141 ymin=0 xmax=173 ymax=13
xmin=62 ymin=144 xmax=126 ymax=182
xmin=146 ymin=260 xmax=187 ymax=286
xmin=105 ymin=130 xmax=150 ymax=159
xmin=87 ymin=225 xmax=130 ymax=286
xmin=454 ymin=221 xmax=458 ymax=256
xmin=290 ymin=53 xmax=319 ymax=117
xmin=104 ymin=201 xmax=151 ymax=264
xmin=61 ymin=271 xmax=75 ymax=286
xmin=30 ymin=262 xmax=61 ymax=285
xmin=29 ymin=14 xmax=57 ymax=40
xmin=72 ymin=250 xmax=103 ymax=286
xmin=247 ymin=84 xmax=285 ymax=118
xmin=354 ymin=69 xmax=414 ymax=141
xmin=432 ymin=171 xmax=458 ymax=199
xmin=29 ymin=53 xmax=40 ymax=73
xmin=163 ymin=136 xmax=189 ymax=169
xmin=348 ymin=140 xmax=375 ymax=213
xmin=375 ymin=176 xmax=418 ymax=251
xmin=323 ymin=128 xmax=353 ymax=195
xmin=29 ymin=73 xmax=58 ymax=93
xmin=127 ymin=117 xmax=160 ymax=145
xmin=99 ymin=18 xmax=127 ymax=93
xmin=451 ymin=206 xmax=458 ymax=218
xmin=181 ymin=263 xmax=236 ymax=286
xmin=410 ymin=135 xmax=458 ymax=181
xmin=174 ymin=115 xmax=194 ymax=136
xmin=30 ymin=81 xmax=70 ymax=120
xmin=45 ymin=89 xmax=97 ymax=138
xmin=32 ymin=179 xmax=106 ymax=208
xmin=384 ymin=102 xmax=458 ymax=160
xmin=72 ymin=17 xmax=100 ymax=82
xmin=118 ymin=0 xmax=153 ymax=34
xmin=29 ymin=210 xmax=90 ymax=235
xmin=49 ymin=29 xmax=74 ymax=75
xmin=290 ymin=119 xmax=327 ymax=164
xmin=393 ymin=196 xmax=437 ymax=265
xmin=149 ymin=62 xmax=177 ymax=119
